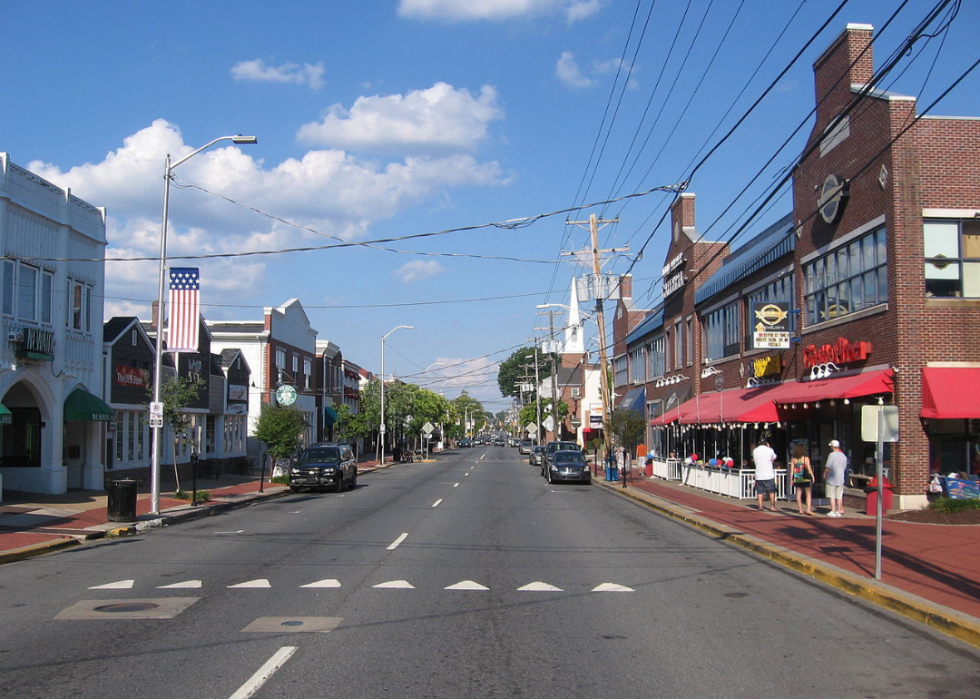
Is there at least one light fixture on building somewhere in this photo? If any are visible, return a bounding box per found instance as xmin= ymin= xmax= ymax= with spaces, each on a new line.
xmin=844 ymin=398 xmax=850 ymax=405
xmin=815 ymin=402 xmax=821 ymax=409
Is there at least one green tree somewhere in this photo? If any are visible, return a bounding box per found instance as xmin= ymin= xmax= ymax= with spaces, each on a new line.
xmin=254 ymin=403 xmax=308 ymax=465
xmin=518 ymin=398 xmax=568 ymax=438
xmin=497 ymin=346 xmax=556 ymax=399
xmin=333 ymin=404 xmax=371 ymax=457
xmin=448 ymin=392 xmax=485 ymax=438
xmin=609 ymin=408 xmax=646 ymax=455
xmin=157 ymin=376 xmax=204 ymax=492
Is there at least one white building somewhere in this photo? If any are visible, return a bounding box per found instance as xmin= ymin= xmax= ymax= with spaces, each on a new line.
xmin=0 ymin=154 xmax=110 ymax=496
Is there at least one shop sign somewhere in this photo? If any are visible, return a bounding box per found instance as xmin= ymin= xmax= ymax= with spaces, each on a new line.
xmin=752 ymin=302 xmax=790 ymax=349
xmin=663 ymin=271 xmax=686 ymax=298
xmin=115 ymin=365 xmax=149 ymax=389
xmin=662 ymin=253 xmax=686 ymax=277
xmin=751 ymin=355 xmax=782 ymax=379
xmin=802 ymin=337 xmax=872 ymax=369
xmin=229 ymin=384 xmax=248 ymax=401
xmin=15 ymin=327 xmax=54 ymax=361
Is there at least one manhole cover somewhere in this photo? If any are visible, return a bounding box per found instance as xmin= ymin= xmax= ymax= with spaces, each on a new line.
xmin=242 ymin=616 xmax=343 ymax=633
xmin=281 ymin=620 xmax=304 ymax=627
xmin=95 ymin=602 xmax=161 ymax=613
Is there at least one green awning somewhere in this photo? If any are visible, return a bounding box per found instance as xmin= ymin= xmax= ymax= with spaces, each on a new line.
xmin=324 ymin=405 xmax=338 ymax=426
xmin=64 ymin=388 xmax=114 ymax=422
xmin=0 ymin=402 xmax=11 ymax=425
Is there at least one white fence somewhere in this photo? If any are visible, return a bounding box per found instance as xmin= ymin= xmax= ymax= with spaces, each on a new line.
xmin=648 ymin=458 xmax=788 ymax=500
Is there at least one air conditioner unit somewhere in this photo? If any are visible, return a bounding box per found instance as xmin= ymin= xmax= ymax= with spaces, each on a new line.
xmin=7 ymin=332 xmax=23 ymax=343
xmin=571 ymin=388 xmax=581 ymax=398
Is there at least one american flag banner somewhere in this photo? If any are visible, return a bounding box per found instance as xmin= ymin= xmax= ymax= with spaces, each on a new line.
xmin=168 ymin=267 xmax=200 ymax=353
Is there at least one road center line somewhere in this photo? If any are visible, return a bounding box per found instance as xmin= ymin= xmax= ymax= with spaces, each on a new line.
xmin=227 ymin=646 xmax=297 ymax=699
xmin=432 ymin=499 xmax=443 ymax=508
xmin=387 ymin=533 xmax=409 ymax=550
xmin=453 ymin=483 xmax=460 ymax=488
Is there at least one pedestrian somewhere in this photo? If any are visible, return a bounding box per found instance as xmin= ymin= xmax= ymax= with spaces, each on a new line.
xmin=790 ymin=444 xmax=815 ymax=515
xmin=823 ymin=439 xmax=848 ymax=517
xmin=752 ymin=439 xmax=779 ymax=512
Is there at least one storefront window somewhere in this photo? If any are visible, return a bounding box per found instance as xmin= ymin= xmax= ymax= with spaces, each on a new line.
xmin=647 ymin=336 xmax=665 ymax=378
xmin=804 ymin=226 xmax=887 ymax=324
xmin=924 ymin=219 xmax=980 ymax=297
xmin=702 ymin=301 xmax=740 ymax=361
xmin=614 ymin=355 xmax=628 ymax=387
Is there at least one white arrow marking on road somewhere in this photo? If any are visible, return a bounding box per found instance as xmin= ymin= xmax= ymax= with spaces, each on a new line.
xmin=228 ymin=579 xmax=272 ymax=589
xmin=445 ymin=580 xmax=489 ymax=591
xmin=158 ymin=580 xmax=203 ymax=589
xmin=592 ymin=583 xmax=635 ymax=592
xmin=432 ymin=499 xmax=443 ymax=508
xmin=517 ymin=582 xmax=563 ymax=592
xmin=227 ymin=646 xmax=297 ymax=699
xmin=387 ymin=533 xmax=409 ymax=550
xmin=373 ymin=580 xmax=415 ymax=589
xmin=89 ymin=580 xmax=134 ymax=589
xmin=301 ymin=579 xmax=341 ymax=589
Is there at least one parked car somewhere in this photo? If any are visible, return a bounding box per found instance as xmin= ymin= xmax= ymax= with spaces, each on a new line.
xmin=458 ymin=438 xmax=473 ymax=448
xmin=529 ymin=445 xmax=545 ymax=467
xmin=494 ymin=437 xmax=506 ymax=446
xmin=541 ymin=441 xmax=581 ymax=478
xmin=289 ymin=443 xmax=357 ymax=493
xmin=545 ymin=450 xmax=591 ymax=484
xmin=518 ymin=439 xmax=533 ymax=455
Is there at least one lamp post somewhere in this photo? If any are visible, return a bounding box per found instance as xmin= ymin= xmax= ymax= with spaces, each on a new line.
xmin=380 ymin=325 xmax=413 ymax=467
xmin=149 ymin=135 xmax=257 ymax=515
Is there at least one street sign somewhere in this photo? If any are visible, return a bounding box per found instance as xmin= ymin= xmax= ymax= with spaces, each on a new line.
xmin=422 ymin=422 xmax=434 ymax=435
xmin=150 ymin=416 xmax=163 ymax=429
xmin=861 ymin=405 xmax=899 ymax=442
xmin=149 ymin=401 xmax=163 ymax=418
xmin=543 ymin=415 xmax=555 ymax=432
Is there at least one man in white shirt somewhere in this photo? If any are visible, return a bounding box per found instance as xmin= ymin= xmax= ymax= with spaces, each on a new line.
xmin=823 ymin=440 xmax=849 ymax=517
xmin=753 ymin=440 xmax=779 ymax=512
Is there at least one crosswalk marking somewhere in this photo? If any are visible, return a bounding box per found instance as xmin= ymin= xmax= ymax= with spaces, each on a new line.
xmin=445 ymin=580 xmax=489 ymax=591
xmin=89 ymin=580 xmax=134 ymax=590
xmin=592 ymin=583 xmax=635 ymax=592
xmin=300 ymin=579 xmax=341 ymax=588
xmin=228 ymin=579 xmax=272 ymax=589
xmin=373 ymin=580 xmax=415 ymax=589
xmin=518 ymin=582 xmax=563 ymax=592
xmin=158 ymin=580 xmax=203 ymax=589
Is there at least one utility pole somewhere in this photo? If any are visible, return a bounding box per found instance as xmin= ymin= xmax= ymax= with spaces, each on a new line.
xmin=564 ymin=214 xmax=624 ymax=469
xmin=522 ymin=346 xmax=544 ymax=445
xmin=536 ymin=310 xmax=562 ymax=441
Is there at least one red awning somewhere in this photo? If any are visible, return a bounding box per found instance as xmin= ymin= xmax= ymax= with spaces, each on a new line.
xmin=921 ymin=367 xmax=980 ymax=419
xmin=773 ymin=368 xmax=894 ymax=407
xmin=675 ymin=385 xmax=783 ymax=424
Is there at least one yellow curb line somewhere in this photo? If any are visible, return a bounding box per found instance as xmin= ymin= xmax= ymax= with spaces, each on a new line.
xmin=0 ymin=536 xmax=80 ymax=564
xmin=598 ymin=480 xmax=980 ymax=649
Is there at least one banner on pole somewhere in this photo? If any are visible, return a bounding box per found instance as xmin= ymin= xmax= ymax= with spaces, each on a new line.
xmin=168 ymin=267 xmax=200 ymax=353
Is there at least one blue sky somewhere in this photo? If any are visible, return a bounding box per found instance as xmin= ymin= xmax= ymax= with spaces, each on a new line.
xmin=3 ymin=0 xmax=978 ymax=409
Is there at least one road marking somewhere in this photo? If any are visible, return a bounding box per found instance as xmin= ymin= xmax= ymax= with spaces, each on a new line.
xmin=89 ymin=580 xmax=134 ymax=590
xmin=432 ymin=499 xmax=443 ymax=508
xmin=445 ymin=580 xmax=489 ymax=591
xmin=517 ymin=582 xmax=563 ymax=592
xmin=592 ymin=583 xmax=635 ymax=592
xmin=215 ymin=530 xmax=244 ymax=534
xmin=373 ymin=580 xmax=415 ymax=589
xmin=227 ymin=646 xmax=297 ymax=699
xmin=301 ymin=579 xmax=341 ymax=589
xmin=387 ymin=533 xmax=409 ymax=550
xmin=158 ymin=580 xmax=203 ymax=589
xmin=464 ymin=473 xmax=469 ymax=477
xmin=453 ymin=483 xmax=460 ymax=488
xmin=228 ymin=579 xmax=271 ymax=589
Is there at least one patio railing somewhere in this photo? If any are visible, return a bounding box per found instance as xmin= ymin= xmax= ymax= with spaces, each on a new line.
xmin=648 ymin=458 xmax=788 ymax=500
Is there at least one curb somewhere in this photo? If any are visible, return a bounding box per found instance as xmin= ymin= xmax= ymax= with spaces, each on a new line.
xmin=595 ymin=478 xmax=980 ymax=649
xmin=0 ymin=536 xmax=83 ymax=565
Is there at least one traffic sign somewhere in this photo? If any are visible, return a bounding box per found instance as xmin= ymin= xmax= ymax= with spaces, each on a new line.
xmin=422 ymin=422 xmax=434 ymax=435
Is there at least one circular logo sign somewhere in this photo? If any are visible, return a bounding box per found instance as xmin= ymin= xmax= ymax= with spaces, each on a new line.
xmin=276 ymin=384 xmax=297 ymax=406
xmin=818 ymin=174 xmax=848 ymax=224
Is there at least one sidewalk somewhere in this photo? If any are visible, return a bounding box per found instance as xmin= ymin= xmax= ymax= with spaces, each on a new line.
xmin=594 ymin=470 xmax=980 ymax=648
xmin=0 ymin=459 xmax=386 ymax=564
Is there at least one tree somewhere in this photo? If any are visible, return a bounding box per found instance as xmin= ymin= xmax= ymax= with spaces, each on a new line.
xmin=609 ymin=408 xmax=646 ymax=455
xmin=157 ymin=376 xmax=204 ymax=492
xmin=254 ymin=403 xmax=308 ymax=466
xmin=497 ymin=346 xmax=556 ymax=399
xmin=333 ymin=404 xmax=371 ymax=457
xmin=448 ymin=392 xmax=485 ymax=438
xmin=518 ymin=398 xmax=568 ymax=438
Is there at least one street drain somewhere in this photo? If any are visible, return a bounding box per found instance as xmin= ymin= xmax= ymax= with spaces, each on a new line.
xmin=95 ymin=602 xmax=161 ymax=613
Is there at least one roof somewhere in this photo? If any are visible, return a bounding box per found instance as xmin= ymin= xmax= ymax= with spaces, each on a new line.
xmin=625 ymin=305 xmax=665 ymax=345
xmin=694 ymin=213 xmax=794 ymax=305
xmin=103 ymin=316 xmax=139 ymax=343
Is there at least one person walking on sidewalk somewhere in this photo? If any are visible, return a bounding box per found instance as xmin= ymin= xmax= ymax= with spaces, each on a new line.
xmin=790 ymin=444 xmax=815 ymax=515
xmin=824 ymin=440 xmax=848 ymax=517
xmin=753 ymin=439 xmax=779 ymax=512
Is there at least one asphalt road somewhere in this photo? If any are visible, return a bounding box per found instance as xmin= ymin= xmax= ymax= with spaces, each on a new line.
xmin=1 ymin=447 xmax=978 ymax=698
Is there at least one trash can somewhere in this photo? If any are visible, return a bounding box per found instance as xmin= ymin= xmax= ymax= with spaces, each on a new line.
xmin=107 ymin=479 xmax=138 ymax=522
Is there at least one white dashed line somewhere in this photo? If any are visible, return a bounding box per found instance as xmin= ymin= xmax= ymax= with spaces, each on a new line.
xmin=453 ymin=483 xmax=460 ymax=488
xmin=89 ymin=580 xmax=134 ymax=590
xmin=518 ymin=582 xmax=563 ymax=592
xmin=592 ymin=583 xmax=635 ymax=592
xmin=432 ymin=499 xmax=443 ymax=508
xmin=158 ymin=580 xmax=203 ymax=589
xmin=227 ymin=646 xmax=297 ymax=699
xmin=300 ymin=579 xmax=341 ymax=589
xmin=387 ymin=533 xmax=409 ymax=550
xmin=373 ymin=580 xmax=415 ymax=589
xmin=228 ymin=579 xmax=272 ymax=589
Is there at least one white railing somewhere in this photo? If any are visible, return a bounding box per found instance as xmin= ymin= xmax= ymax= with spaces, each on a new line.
xmin=647 ymin=458 xmax=787 ymax=500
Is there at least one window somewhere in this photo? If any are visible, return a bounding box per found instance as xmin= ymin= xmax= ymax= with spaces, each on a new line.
xmin=2 ymin=260 xmax=13 ymax=316
xmin=647 ymin=336 xmax=665 ymax=378
xmin=276 ymin=348 xmax=286 ymax=369
xmin=292 ymin=354 xmax=299 ymax=374
xmin=924 ymin=219 xmax=980 ymax=298
xmin=614 ymin=355 xmax=628 ymax=387
xmin=674 ymin=321 xmax=683 ymax=369
xmin=745 ymin=274 xmax=795 ymax=348
xmin=304 ymin=358 xmax=312 ymax=389
xmin=628 ymin=347 xmax=644 ymax=383
xmin=41 ymin=271 xmax=52 ymax=324
xmin=686 ymin=318 xmax=693 ymax=365
xmin=205 ymin=416 xmax=216 ymax=454
xmin=17 ymin=264 xmax=37 ymax=321
xmin=702 ymin=302 xmax=740 ymax=361
xmin=804 ymin=226 xmax=887 ymax=324
xmin=67 ymin=279 xmax=91 ymax=331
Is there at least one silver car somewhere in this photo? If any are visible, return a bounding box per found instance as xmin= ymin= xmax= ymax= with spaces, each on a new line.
xmin=529 ymin=445 xmax=545 ymax=466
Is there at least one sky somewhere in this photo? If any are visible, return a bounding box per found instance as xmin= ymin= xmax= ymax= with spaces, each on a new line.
xmin=3 ymin=0 xmax=978 ymax=411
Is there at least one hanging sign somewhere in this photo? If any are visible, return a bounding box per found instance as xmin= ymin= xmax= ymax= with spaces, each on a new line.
xmin=752 ymin=302 xmax=790 ymax=349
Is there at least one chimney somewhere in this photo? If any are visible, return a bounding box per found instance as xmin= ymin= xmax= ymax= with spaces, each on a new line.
xmin=619 ymin=273 xmax=633 ymax=299
xmin=813 ymin=24 xmax=875 ymax=116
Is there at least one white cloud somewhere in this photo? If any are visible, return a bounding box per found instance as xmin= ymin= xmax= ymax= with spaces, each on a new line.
xmin=395 ymin=260 xmax=446 ymax=282
xmin=231 ymin=59 xmax=325 ymax=90
xmin=556 ymin=52 xmax=594 ymax=88
xmin=297 ymin=83 xmax=503 ymax=155
xmin=397 ymin=0 xmax=600 ymax=22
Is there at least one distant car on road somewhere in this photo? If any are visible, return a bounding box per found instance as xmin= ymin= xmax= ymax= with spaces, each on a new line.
xmin=494 ymin=437 xmax=506 ymax=446
xmin=529 ymin=445 xmax=544 ymax=467
xmin=458 ymin=438 xmax=473 ymax=448
xmin=518 ymin=439 xmax=533 ymax=455
xmin=545 ymin=450 xmax=591 ymax=484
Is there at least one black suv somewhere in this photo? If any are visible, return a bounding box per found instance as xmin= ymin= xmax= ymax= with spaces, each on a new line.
xmin=289 ymin=443 xmax=357 ymax=493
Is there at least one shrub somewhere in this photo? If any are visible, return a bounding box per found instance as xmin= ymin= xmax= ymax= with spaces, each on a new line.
xmin=271 ymin=474 xmax=289 ymax=485
xmin=930 ymin=497 xmax=980 ymax=514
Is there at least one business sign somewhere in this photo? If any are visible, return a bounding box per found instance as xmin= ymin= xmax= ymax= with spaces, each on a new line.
xmin=228 ymin=384 xmax=248 ymax=401
xmin=115 ymin=365 xmax=149 ymax=389
xmin=750 ymin=355 xmax=782 ymax=379
xmin=802 ymin=337 xmax=872 ymax=369
xmin=752 ymin=302 xmax=790 ymax=349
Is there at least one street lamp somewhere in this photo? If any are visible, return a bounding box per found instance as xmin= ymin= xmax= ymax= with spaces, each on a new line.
xmin=149 ymin=135 xmax=257 ymax=515
xmin=380 ymin=325 xmax=413 ymax=467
